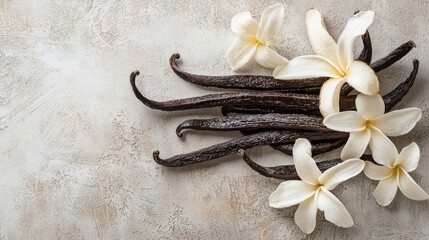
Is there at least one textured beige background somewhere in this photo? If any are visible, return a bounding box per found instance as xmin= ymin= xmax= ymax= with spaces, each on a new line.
xmin=1 ymin=0 xmax=429 ymax=239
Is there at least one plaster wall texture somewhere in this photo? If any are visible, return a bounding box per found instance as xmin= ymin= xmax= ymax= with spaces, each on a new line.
xmin=1 ymin=0 xmax=429 ymax=239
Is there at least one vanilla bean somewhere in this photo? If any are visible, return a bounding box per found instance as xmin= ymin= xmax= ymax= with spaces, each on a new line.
xmin=370 ymin=41 xmax=416 ymax=72
xmin=271 ymin=138 xmax=348 ymax=156
xmin=384 ymin=59 xmax=419 ymax=111
xmin=170 ymin=53 xmax=327 ymax=92
xmin=176 ymin=113 xmax=329 ymax=137
xmin=237 ymin=128 xmax=346 ymax=156
xmin=131 ymin=71 xmax=327 ymax=111
xmin=221 ymin=106 xmax=320 ymax=115
xmin=357 ymin=31 xmax=373 ymax=65
xmin=239 ymin=149 xmax=340 ymax=180
xmin=153 ymin=131 xmax=347 ymax=167
xmin=239 ymin=149 xmax=375 ymax=180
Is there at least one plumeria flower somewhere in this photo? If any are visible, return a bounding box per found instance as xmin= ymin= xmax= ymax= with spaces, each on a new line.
xmin=227 ymin=3 xmax=288 ymax=71
xmin=269 ymin=138 xmax=364 ymax=234
xmin=273 ymin=9 xmax=379 ymax=117
xmin=323 ymin=94 xmax=422 ymax=160
xmin=364 ymin=142 xmax=429 ymax=206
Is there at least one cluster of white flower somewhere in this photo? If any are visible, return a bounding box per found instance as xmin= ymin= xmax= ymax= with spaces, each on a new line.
xmin=228 ymin=4 xmax=427 ymax=234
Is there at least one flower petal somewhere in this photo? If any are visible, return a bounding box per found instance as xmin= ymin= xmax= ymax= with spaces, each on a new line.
xmin=273 ymin=55 xmax=341 ymax=80
xmin=323 ymin=111 xmax=366 ymax=132
xmin=341 ymin=128 xmax=371 ymax=160
xmin=231 ymin=12 xmax=259 ymax=38
xmin=363 ymin=161 xmax=393 ymax=180
xmin=269 ymin=180 xmax=317 ymax=208
xmin=295 ymin=196 xmax=318 ymax=234
xmin=346 ymin=61 xmax=379 ymax=95
xmin=317 ymin=187 xmax=354 ymax=228
xmin=398 ymin=168 xmax=429 ymax=201
xmin=368 ymin=127 xmax=398 ymax=167
xmin=337 ymin=11 xmax=375 ymax=70
xmin=254 ymin=45 xmax=288 ymax=69
xmin=319 ymin=78 xmax=348 ymax=117
xmin=372 ymin=170 xmax=398 ymax=206
xmin=319 ymin=159 xmax=365 ymax=190
xmin=305 ymin=8 xmax=338 ymax=66
xmin=355 ymin=93 xmax=385 ymax=120
xmin=256 ymin=3 xmax=284 ymax=46
xmin=293 ymin=138 xmax=322 ymax=185
xmin=394 ymin=142 xmax=420 ymax=172
xmin=227 ymin=37 xmax=258 ymax=71
xmin=372 ymin=108 xmax=422 ymax=137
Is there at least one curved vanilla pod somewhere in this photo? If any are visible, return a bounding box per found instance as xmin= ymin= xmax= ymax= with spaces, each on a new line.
xmin=357 ymin=31 xmax=373 ymax=65
xmin=220 ymin=106 xmax=321 ymax=115
xmin=384 ymin=59 xmax=419 ymax=111
xmin=370 ymin=41 xmax=416 ymax=72
xmin=152 ymin=131 xmax=347 ymax=167
xmin=170 ymin=53 xmax=327 ymax=92
xmin=239 ymin=149 xmax=375 ymax=180
xmin=131 ymin=71 xmax=325 ymax=111
xmin=271 ymin=138 xmax=348 ymax=156
xmin=176 ymin=113 xmax=330 ymax=137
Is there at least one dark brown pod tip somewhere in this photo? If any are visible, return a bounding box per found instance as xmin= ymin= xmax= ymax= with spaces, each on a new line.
xmin=370 ymin=40 xmax=416 ymax=72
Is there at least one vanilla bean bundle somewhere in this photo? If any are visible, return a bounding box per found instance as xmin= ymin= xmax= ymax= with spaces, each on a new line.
xmin=131 ymin=34 xmax=419 ymax=180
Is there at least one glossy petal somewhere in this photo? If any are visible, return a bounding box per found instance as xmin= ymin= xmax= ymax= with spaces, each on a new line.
xmin=337 ymin=11 xmax=375 ymax=70
xmin=372 ymin=108 xmax=422 ymax=137
xmin=368 ymin=127 xmax=398 ymax=167
xmin=363 ymin=161 xmax=393 ymax=180
xmin=372 ymin=169 xmax=398 ymax=206
xmin=323 ymin=111 xmax=366 ymax=132
xmin=346 ymin=61 xmax=379 ymax=95
xmin=355 ymin=93 xmax=385 ymax=120
xmin=341 ymin=129 xmax=371 ymax=160
xmin=273 ymin=55 xmax=341 ymax=80
xmin=256 ymin=3 xmax=284 ymax=46
xmin=319 ymin=78 xmax=348 ymax=117
xmin=293 ymin=138 xmax=322 ymax=185
xmin=231 ymin=12 xmax=259 ymax=38
xmin=394 ymin=142 xmax=420 ymax=172
xmin=295 ymin=196 xmax=318 ymax=234
xmin=317 ymin=187 xmax=354 ymax=228
xmin=319 ymin=159 xmax=365 ymax=190
xmin=254 ymin=45 xmax=288 ymax=69
xmin=269 ymin=181 xmax=317 ymax=208
xmin=305 ymin=8 xmax=338 ymax=65
xmin=227 ymin=37 xmax=258 ymax=71
xmin=398 ymin=169 xmax=429 ymax=201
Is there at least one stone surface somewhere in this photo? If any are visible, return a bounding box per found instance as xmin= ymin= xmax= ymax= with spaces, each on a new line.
xmin=1 ymin=0 xmax=429 ymax=239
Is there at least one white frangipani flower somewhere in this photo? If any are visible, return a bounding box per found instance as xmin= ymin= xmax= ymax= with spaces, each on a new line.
xmin=323 ymin=94 xmax=422 ymax=160
xmin=273 ymin=9 xmax=379 ymax=117
xmin=364 ymin=142 xmax=429 ymax=206
xmin=227 ymin=3 xmax=288 ymax=71
xmin=269 ymin=138 xmax=364 ymax=234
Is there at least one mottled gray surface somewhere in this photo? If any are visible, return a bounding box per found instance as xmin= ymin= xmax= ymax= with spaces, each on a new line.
xmin=1 ymin=0 xmax=429 ymax=239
